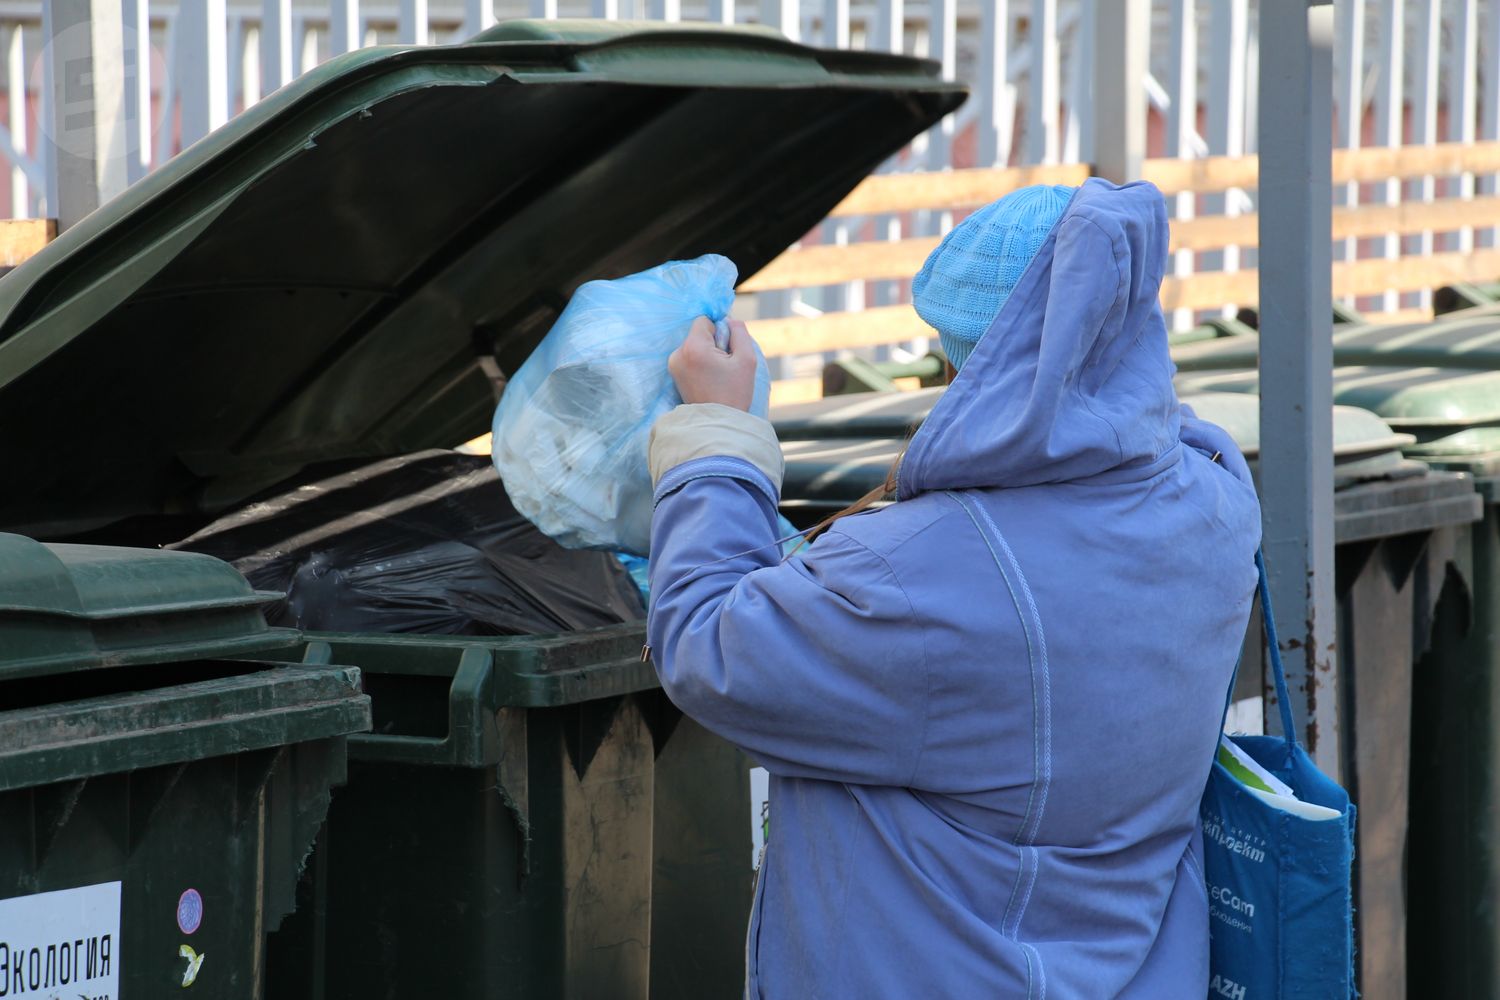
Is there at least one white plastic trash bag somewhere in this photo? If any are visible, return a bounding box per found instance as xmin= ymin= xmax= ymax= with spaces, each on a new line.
xmin=491 ymin=254 xmax=771 ymax=556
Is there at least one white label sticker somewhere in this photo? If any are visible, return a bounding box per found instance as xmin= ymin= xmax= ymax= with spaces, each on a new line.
xmin=750 ymin=766 xmax=770 ymax=871
xmin=0 ymin=881 xmax=121 ymax=999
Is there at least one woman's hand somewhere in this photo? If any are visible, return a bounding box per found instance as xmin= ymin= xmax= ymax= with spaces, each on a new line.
xmin=668 ymin=317 xmax=758 ymax=411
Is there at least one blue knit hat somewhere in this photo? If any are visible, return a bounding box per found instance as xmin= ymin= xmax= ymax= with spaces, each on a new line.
xmin=912 ymin=184 xmax=1075 ymax=371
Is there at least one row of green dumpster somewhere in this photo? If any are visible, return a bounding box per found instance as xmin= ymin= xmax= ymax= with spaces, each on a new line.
xmin=0 ymin=21 xmax=962 ymax=1000
xmin=4 ymin=18 xmax=1500 ymax=1000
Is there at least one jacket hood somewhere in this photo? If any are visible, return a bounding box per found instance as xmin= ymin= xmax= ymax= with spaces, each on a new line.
xmin=898 ymin=178 xmax=1179 ymax=497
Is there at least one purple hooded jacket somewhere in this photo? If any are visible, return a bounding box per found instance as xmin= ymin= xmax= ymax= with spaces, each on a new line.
xmin=646 ymin=178 xmax=1262 ymax=998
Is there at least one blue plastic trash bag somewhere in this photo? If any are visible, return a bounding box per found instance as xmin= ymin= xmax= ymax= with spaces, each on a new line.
xmin=492 ymin=254 xmax=772 ymax=556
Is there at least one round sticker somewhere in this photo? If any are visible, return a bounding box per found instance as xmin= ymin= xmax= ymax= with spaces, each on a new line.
xmin=176 ymin=888 xmax=203 ymax=935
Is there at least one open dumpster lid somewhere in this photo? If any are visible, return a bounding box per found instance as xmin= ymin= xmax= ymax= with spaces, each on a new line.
xmin=0 ymin=20 xmax=964 ymax=539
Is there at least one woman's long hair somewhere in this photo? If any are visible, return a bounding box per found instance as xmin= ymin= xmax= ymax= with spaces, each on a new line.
xmin=794 ymin=363 xmax=947 ymax=550
xmin=796 ymin=436 xmax=911 ymax=548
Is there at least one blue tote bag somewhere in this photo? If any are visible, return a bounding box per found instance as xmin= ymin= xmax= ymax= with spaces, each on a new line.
xmin=1199 ymin=552 xmax=1357 ymax=999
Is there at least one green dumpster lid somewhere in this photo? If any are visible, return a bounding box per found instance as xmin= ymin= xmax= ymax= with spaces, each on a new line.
xmin=0 ymin=21 xmax=964 ymax=539
xmin=0 ymin=532 xmax=297 ymax=679
xmin=1178 ymin=364 xmax=1500 ymax=435
xmin=1173 ymin=309 xmax=1500 ymax=435
xmin=774 ymin=389 xmax=1425 ymax=506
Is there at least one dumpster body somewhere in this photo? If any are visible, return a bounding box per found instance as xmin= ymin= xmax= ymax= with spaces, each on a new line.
xmin=0 ymin=533 xmax=371 ymax=998
xmin=260 ymin=630 xmax=759 ymax=1000
xmin=0 ymin=20 xmax=964 ymax=1000
xmin=773 ymin=386 xmax=1482 ymax=1000
xmin=264 ymin=627 xmax=663 ymax=998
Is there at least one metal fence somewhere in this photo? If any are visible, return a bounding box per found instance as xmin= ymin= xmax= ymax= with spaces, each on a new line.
xmin=1 ymin=1 xmax=1493 ymax=374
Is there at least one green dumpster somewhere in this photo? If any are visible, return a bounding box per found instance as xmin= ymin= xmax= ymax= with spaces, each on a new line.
xmin=0 ymin=19 xmax=965 ymax=1000
xmin=0 ymin=533 xmax=370 ymax=998
xmin=773 ymin=385 xmax=1483 ymax=999
xmin=263 ymin=628 xmax=664 ymax=998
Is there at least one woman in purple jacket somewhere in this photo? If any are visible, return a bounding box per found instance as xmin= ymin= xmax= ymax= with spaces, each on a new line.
xmin=645 ymin=179 xmax=1261 ymax=998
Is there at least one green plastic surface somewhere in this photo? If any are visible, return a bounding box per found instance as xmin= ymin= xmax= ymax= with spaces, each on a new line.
xmin=1173 ymin=309 xmax=1500 ymax=438
xmin=774 ymin=388 xmax=1417 ymax=460
xmin=0 ymin=738 xmax=357 ymax=995
xmin=773 ymin=389 xmax=1476 ymax=542
xmin=0 ymin=531 xmax=296 ymax=678
xmin=0 ymin=25 xmax=964 ymax=539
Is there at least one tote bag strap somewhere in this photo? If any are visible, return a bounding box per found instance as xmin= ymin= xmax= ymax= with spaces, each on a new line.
xmin=1218 ymin=550 xmax=1299 ymax=746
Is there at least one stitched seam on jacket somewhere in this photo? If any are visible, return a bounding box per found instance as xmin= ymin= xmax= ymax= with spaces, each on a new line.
xmin=945 ymin=491 xmax=1047 ymax=1000
xmin=653 ymin=456 xmax=779 ymax=509
xmin=948 ymin=496 xmax=1038 ymax=925
xmin=1024 ymin=940 xmax=1047 ymax=1000
xmin=973 ymin=501 xmax=1054 ymax=856
xmin=980 ymin=498 xmax=1055 ymax=1000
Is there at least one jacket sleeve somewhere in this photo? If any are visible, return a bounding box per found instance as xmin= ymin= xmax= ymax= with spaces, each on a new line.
xmin=647 ymin=454 xmax=929 ymax=787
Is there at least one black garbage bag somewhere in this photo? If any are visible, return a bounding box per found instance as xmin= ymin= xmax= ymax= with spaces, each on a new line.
xmin=171 ymin=450 xmax=645 ymax=635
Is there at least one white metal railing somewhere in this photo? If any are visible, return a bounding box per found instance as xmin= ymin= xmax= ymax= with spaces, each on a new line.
xmin=0 ymin=1 xmax=1493 ymax=347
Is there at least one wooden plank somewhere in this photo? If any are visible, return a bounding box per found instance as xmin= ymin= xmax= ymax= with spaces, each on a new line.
xmin=1159 ymin=247 xmax=1500 ymax=314
xmin=752 ymin=304 xmax=929 ymax=356
xmin=741 ymin=237 xmax=939 ymax=291
xmin=825 ymin=142 xmax=1500 ymax=226
xmin=1171 ymin=195 xmax=1500 ymax=250
xmin=769 ymin=377 xmax=824 ymax=406
xmin=746 ymin=246 xmax=1500 ymax=359
xmin=0 ymin=218 xmax=56 ymax=267
xmin=1333 ymin=247 xmax=1500 ymax=298
xmin=1141 ymin=154 xmax=1258 ymax=195
xmin=1334 ymin=141 xmax=1500 ymax=183
xmin=747 ymin=194 xmax=1500 ymax=299
xmin=1140 ymin=141 xmax=1500 ymax=196
xmin=1332 ymin=197 xmax=1500 ymax=241
xmin=828 ymin=163 xmax=1090 ymax=217
xmin=1169 ymin=213 xmax=1257 ymax=251
xmin=1160 ymin=269 xmax=1257 ymax=312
